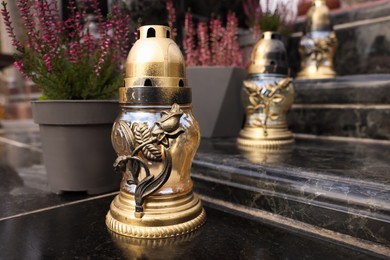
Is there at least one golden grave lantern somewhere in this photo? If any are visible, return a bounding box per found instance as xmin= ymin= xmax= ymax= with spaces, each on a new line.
xmin=237 ymin=32 xmax=294 ymax=148
xmin=106 ymin=25 xmax=206 ymax=238
xmin=297 ymin=0 xmax=338 ymax=79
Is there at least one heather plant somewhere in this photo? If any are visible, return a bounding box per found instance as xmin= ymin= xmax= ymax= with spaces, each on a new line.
xmin=183 ymin=10 xmax=243 ymax=67
xmin=243 ymin=0 xmax=296 ymax=39
xmin=1 ymin=0 xmax=131 ymax=100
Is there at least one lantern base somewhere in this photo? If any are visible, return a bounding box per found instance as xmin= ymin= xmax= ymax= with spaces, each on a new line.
xmin=237 ymin=126 xmax=294 ymax=148
xmin=296 ymin=65 xmax=336 ymax=79
xmin=106 ymin=190 xmax=206 ymax=239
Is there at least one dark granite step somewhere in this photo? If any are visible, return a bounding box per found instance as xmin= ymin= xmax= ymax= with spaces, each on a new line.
xmin=191 ymin=138 xmax=390 ymax=247
xmin=0 ymin=196 xmax=384 ymax=259
xmin=293 ymin=74 xmax=390 ymax=104
xmin=1 ymin=125 xmax=386 ymax=259
xmin=0 ymin=126 xmax=95 ymax=219
xmin=288 ymin=74 xmax=390 ymax=140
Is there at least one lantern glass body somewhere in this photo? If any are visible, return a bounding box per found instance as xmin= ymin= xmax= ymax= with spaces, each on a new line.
xmin=242 ymin=74 xmax=294 ymax=129
xmin=111 ymin=106 xmax=200 ymax=196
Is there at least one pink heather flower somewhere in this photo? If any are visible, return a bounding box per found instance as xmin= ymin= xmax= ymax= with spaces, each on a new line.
xmin=110 ymin=3 xmax=131 ymax=69
xmin=222 ymin=15 xmax=233 ymax=66
xmin=243 ymin=0 xmax=261 ymax=28
xmin=94 ymin=22 xmax=112 ymax=76
xmin=94 ymin=38 xmax=111 ymax=76
xmin=182 ymin=10 xmax=243 ymax=67
xmin=43 ymin=54 xmax=52 ymax=72
xmin=13 ymin=61 xmax=27 ymax=78
xmin=183 ymin=11 xmax=197 ymax=66
xmin=0 ymin=2 xmax=23 ymax=51
xmin=165 ymin=0 xmax=177 ymax=39
xmin=225 ymin=12 xmax=242 ymax=67
xmin=67 ymin=1 xmax=84 ymax=38
xmin=1 ymin=0 xmax=133 ymax=99
xmin=35 ymin=0 xmax=59 ymax=58
xmin=133 ymin=18 xmax=142 ymax=44
xmin=69 ymin=41 xmax=82 ymax=64
xmin=134 ymin=29 xmax=138 ymax=43
xmin=65 ymin=0 xmax=84 ymax=63
xmin=48 ymin=0 xmax=64 ymax=35
xmin=210 ymin=18 xmax=222 ymax=66
xmin=17 ymin=0 xmax=37 ymax=49
xmin=87 ymin=0 xmax=105 ymax=37
xmin=82 ymin=26 xmax=94 ymax=56
xmin=197 ymin=22 xmax=210 ymax=66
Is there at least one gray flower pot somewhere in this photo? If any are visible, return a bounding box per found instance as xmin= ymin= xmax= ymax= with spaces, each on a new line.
xmin=32 ymin=100 xmax=121 ymax=194
xmin=187 ymin=66 xmax=247 ymax=137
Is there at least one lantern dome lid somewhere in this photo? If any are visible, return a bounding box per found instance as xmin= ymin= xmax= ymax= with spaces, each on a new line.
xmin=248 ymin=32 xmax=288 ymax=75
xmin=125 ymin=25 xmax=187 ymax=88
xmin=120 ymin=25 xmax=191 ymax=105
xmin=305 ymin=0 xmax=333 ymax=32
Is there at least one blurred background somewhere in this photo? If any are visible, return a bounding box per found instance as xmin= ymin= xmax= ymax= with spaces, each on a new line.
xmin=0 ymin=0 xmax=385 ymax=121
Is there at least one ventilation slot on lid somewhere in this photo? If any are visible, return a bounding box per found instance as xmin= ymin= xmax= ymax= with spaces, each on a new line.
xmin=147 ymin=28 xmax=156 ymax=38
xmin=144 ymin=79 xmax=153 ymax=86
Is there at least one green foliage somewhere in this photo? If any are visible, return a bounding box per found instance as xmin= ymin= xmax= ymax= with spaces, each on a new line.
xmin=1 ymin=0 xmax=131 ymax=100
xmin=19 ymin=48 xmax=122 ymax=100
xmin=258 ymin=13 xmax=281 ymax=32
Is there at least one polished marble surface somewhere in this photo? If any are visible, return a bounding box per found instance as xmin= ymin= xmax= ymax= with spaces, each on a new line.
xmin=293 ymin=74 xmax=390 ymax=104
xmin=0 ymin=196 xmax=384 ymax=259
xmin=287 ymin=75 xmax=390 ymax=140
xmin=192 ymin=138 xmax=390 ymax=245
xmin=0 ymin=122 xmax=92 ymax=219
xmin=0 ymin=122 xmax=389 ymax=258
xmin=288 ymin=106 xmax=390 ymax=140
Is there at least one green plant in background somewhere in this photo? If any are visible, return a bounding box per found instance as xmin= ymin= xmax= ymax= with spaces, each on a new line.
xmin=258 ymin=12 xmax=282 ymax=32
xmin=1 ymin=0 xmax=132 ymax=100
xmin=243 ymin=0 xmax=296 ymax=38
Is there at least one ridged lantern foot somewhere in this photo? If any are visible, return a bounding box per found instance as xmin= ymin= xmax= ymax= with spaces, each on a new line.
xmin=237 ymin=127 xmax=294 ymax=148
xmin=106 ymin=191 xmax=206 ymax=238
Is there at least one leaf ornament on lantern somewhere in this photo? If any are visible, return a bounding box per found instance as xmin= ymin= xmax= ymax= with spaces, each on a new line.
xmin=112 ymin=103 xmax=185 ymax=216
xmin=243 ymin=78 xmax=292 ymax=135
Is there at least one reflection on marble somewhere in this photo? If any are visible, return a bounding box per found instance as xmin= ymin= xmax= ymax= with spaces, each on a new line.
xmin=110 ymin=228 xmax=203 ymax=260
xmin=237 ymin=144 xmax=293 ymax=164
xmin=288 ymin=107 xmax=390 ymax=140
xmin=0 ymin=122 xmax=388 ymax=257
xmin=287 ymin=75 xmax=390 ymax=140
xmin=0 ymin=196 xmax=380 ymax=259
xmin=334 ymin=21 xmax=390 ymax=75
xmin=0 ymin=126 xmax=90 ymax=219
xmin=293 ymin=74 xmax=390 ymax=104
xmin=192 ymin=138 xmax=390 ymax=245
